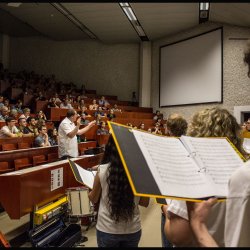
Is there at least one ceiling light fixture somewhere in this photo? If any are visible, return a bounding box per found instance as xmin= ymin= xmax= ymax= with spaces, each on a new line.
xmin=7 ymin=2 xmax=22 ymax=7
xmin=51 ymin=3 xmax=97 ymax=39
xmin=199 ymin=2 xmax=210 ymax=23
xmin=119 ymin=2 xmax=149 ymax=41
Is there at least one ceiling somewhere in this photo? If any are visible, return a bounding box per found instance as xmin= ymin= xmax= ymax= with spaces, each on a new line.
xmin=0 ymin=2 xmax=250 ymax=43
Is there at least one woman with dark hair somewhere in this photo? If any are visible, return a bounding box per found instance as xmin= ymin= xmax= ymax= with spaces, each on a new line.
xmin=88 ymin=136 xmax=149 ymax=247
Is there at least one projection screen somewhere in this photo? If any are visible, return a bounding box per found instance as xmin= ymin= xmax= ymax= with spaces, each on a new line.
xmin=159 ymin=28 xmax=223 ymax=107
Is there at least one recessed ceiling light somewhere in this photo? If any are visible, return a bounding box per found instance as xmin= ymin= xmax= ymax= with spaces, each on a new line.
xmin=7 ymin=3 xmax=22 ymax=7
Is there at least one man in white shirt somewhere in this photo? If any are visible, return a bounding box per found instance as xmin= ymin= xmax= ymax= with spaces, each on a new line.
xmin=0 ymin=116 xmax=21 ymax=138
xmin=58 ymin=109 xmax=96 ymax=159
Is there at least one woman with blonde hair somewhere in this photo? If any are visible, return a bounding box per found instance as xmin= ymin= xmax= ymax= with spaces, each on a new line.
xmin=164 ymin=107 xmax=244 ymax=247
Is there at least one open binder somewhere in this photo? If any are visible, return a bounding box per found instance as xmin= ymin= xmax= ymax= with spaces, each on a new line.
xmin=68 ymin=159 xmax=96 ymax=189
xmin=108 ymin=121 xmax=245 ymax=201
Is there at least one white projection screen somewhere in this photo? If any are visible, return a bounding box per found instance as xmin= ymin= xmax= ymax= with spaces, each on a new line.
xmin=159 ymin=28 xmax=223 ymax=107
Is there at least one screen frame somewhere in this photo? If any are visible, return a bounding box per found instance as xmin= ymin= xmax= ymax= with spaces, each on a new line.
xmin=159 ymin=27 xmax=223 ymax=108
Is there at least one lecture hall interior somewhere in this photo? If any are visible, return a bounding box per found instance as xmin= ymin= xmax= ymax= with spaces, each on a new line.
xmin=0 ymin=2 xmax=250 ymax=247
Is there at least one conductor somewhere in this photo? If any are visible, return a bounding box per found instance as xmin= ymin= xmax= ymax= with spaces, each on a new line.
xmin=58 ymin=109 xmax=96 ymax=159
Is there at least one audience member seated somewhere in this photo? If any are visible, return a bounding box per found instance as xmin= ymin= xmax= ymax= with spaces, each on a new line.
xmin=96 ymin=113 xmax=102 ymax=126
xmin=77 ymin=99 xmax=85 ymax=110
xmin=152 ymin=123 xmax=162 ymax=135
xmin=9 ymin=109 xmax=19 ymax=120
xmin=107 ymin=109 xmax=116 ymax=121
xmin=89 ymin=99 xmax=98 ymax=110
xmin=102 ymin=101 xmax=110 ymax=111
xmin=34 ymin=125 xmax=51 ymax=147
xmin=60 ymin=98 xmax=73 ymax=109
xmin=94 ymin=106 xmax=106 ymax=118
xmin=47 ymin=127 xmax=58 ymax=146
xmin=19 ymin=108 xmax=31 ymax=120
xmin=153 ymin=110 xmax=163 ymax=121
xmin=3 ymin=99 xmax=11 ymax=112
xmin=36 ymin=110 xmax=47 ymax=121
xmin=96 ymin=121 xmax=109 ymax=135
xmin=80 ymin=112 xmax=90 ymax=125
xmin=241 ymin=118 xmax=250 ymax=138
xmin=49 ymin=93 xmax=62 ymax=104
xmin=13 ymin=99 xmax=24 ymax=114
xmin=47 ymin=97 xmax=59 ymax=108
xmin=17 ymin=117 xmax=34 ymax=137
xmin=0 ymin=106 xmax=10 ymax=121
xmin=35 ymin=91 xmax=47 ymax=101
xmin=0 ymin=117 xmax=21 ymax=138
xmin=27 ymin=117 xmax=39 ymax=137
xmin=0 ymin=95 xmax=4 ymax=108
xmin=80 ymin=105 xmax=90 ymax=117
xmin=126 ymin=123 xmax=133 ymax=128
xmin=139 ymin=123 xmax=145 ymax=130
xmin=98 ymin=96 xmax=109 ymax=107
xmin=111 ymin=104 xmax=122 ymax=113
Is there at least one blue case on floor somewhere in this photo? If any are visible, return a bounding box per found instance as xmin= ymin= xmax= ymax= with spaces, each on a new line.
xmin=29 ymin=217 xmax=82 ymax=247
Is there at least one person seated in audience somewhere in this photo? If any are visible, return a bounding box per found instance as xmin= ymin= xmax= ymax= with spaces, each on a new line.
xmin=139 ymin=123 xmax=145 ymax=130
xmin=0 ymin=116 xmax=21 ymax=138
xmin=241 ymin=118 xmax=250 ymax=138
xmin=96 ymin=113 xmax=102 ymax=126
xmin=107 ymin=109 xmax=116 ymax=121
xmin=27 ymin=116 xmax=39 ymax=137
xmin=47 ymin=127 xmax=58 ymax=146
xmin=3 ymin=99 xmax=11 ymax=112
xmin=9 ymin=109 xmax=19 ymax=120
xmin=35 ymin=91 xmax=47 ymax=101
xmin=96 ymin=121 xmax=109 ymax=136
xmin=80 ymin=112 xmax=90 ymax=125
xmin=111 ymin=104 xmax=122 ymax=113
xmin=164 ymin=107 xmax=244 ymax=247
xmin=0 ymin=95 xmax=4 ymax=108
xmin=88 ymin=136 xmax=149 ymax=247
xmin=89 ymin=99 xmax=99 ymax=111
xmin=14 ymin=99 xmax=24 ymax=114
xmin=0 ymin=106 xmax=10 ymax=121
xmin=152 ymin=123 xmax=162 ymax=135
xmin=36 ymin=110 xmax=47 ymax=122
xmin=126 ymin=123 xmax=133 ymax=128
xmin=80 ymin=105 xmax=90 ymax=117
xmin=17 ymin=117 xmax=33 ymax=137
xmin=49 ymin=93 xmax=62 ymax=104
xmin=60 ymin=98 xmax=73 ymax=109
xmin=19 ymin=108 xmax=31 ymax=120
xmin=98 ymin=96 xmax=108 ymax=107
xmin=47 ymin=97 xmax=59 ymax=108
xmin=102 ymin=101 xmax=110 ymax=111
xmin=153 ymin=110 xmax=163 ymax=121
xmin=77 ymin=99 xmax=85 ymax=110
xmin=94 ymin=106 xmax=106 ymax=118
xmin=34 ymin=125 xmax=51 ymax=147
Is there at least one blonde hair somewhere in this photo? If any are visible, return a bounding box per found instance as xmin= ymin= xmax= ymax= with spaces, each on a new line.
xmin=187 ymin=107 xmax=242 ymax=152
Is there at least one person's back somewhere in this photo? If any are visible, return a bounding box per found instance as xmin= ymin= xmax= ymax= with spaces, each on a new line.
xmin=224 ymin=161 xmax=250 ymax=247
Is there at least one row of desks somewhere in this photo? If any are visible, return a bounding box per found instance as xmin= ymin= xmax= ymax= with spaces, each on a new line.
xmin=0 ymin=154 xmax=103 ymax=219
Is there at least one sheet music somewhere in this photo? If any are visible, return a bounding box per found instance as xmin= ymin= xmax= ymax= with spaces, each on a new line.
xmin=243 ymin=138 xmax=250 ymax=154
xmin=180 ymin=136 xmax=244 ymax=196
xmin=74 ymin=162 xmax=96 ymax=189
xmin=132 ymin=130 xmax=216 ymax=199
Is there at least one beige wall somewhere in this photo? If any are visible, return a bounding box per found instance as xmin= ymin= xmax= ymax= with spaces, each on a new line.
xmin=152 ymin=22 xmax=250 ymax=121
xmin=9 ymin=37 xmax=140 ymax=101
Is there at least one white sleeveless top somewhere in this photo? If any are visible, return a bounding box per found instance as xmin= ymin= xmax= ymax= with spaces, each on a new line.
xmin=96 ymin=163 xmax=141 ymax=234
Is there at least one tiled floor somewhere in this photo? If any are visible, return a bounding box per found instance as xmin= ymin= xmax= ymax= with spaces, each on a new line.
xmin=0 ymin=199 xmax=162 ymax=247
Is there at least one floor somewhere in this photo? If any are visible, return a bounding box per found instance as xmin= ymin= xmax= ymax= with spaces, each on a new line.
xmin=0 ymin=199 xmax=162 ymax=247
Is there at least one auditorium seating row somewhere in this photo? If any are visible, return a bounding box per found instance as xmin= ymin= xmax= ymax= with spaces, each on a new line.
xmin=0 ymin=139 xmax=97 ymax=174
